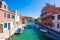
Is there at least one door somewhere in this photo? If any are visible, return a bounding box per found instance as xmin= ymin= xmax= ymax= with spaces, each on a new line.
xmin=0 ymin=24 xmax=3 ymax=33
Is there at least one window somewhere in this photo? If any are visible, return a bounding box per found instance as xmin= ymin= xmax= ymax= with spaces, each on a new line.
xmin=51 ymin=16 xmax=54 ymax=19
xmin=46 ymin=16 xmax=49 ymax=18
xmin=4 ymin=5 xmax=6 ymax=9
xmin=7 ymin=14 xmax=10 ymax=18
xmin=23 ymin=19 xmax=24 ymax=20
xmin=48 ymin=23 xmax=52 ymax=26
xmin=57 ymin=23 xmax=59 ymax=28
xmin=4 ymin=23 xmax=7 ymax=28
xmin=58 ymin=15 xmax=60 ymax=20
xmin=4 ymin=13 xmax=6 ymax=18
xmin=12 ymin=15 xmax=15 ymax=19
xmin=52 ymin=23 xmax=54 ymax=27
xmin=8 ymin=23 xmax=10 ymax=29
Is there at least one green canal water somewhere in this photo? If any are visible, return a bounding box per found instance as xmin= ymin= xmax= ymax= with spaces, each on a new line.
xmin=11 ymin=21 xmax=52 ymax=40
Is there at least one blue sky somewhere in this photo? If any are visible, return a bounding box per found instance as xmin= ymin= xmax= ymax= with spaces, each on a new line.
xmin=4 ymin=0 xmax=60 ymax=18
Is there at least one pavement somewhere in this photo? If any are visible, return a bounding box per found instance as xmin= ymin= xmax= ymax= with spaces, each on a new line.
xmin=0 ymin=24 xmax=25 ymax=40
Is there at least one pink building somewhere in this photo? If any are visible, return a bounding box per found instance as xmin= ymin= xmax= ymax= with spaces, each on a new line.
xmin=41 ymin=3 xmax=60 ymax=32
xmin=52 ymin=8 xmax=60 ymax=32
xmin=0 ymin=1 xmax=14 ymax=33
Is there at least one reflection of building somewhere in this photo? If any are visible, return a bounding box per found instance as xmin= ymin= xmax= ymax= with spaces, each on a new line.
xmin=0 ymin=1 xmax=14 ymax=33
xmin=41 ymin=3 xmax=60 ymax=32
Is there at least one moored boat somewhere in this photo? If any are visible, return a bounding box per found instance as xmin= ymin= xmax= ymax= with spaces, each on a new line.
xmin=40 ymin=29 xmax=48 ymax=33
xmin=15 ymin=28 xmax=24 ymax=34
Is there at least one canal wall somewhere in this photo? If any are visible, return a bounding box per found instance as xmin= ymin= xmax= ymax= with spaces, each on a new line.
xmin=5 ymin=24 xmax=26 ymax=40
xmin=0 ymin=24 xmax=25 ymax=40
xmin=5 ymin=33 xmax=15 ymax=40
xmin=34 ymin=22 xmax=60 ymax=40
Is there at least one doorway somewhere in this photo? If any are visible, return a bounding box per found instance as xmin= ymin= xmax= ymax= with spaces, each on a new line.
xmin=0 ymin=24 xmax=3 ymax=33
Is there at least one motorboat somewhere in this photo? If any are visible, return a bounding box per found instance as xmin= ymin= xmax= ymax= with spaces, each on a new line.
xmin=15 ymin=28 xmax=24 ymax=34
xmin=40 ymin=29 xmax=48 ymax=33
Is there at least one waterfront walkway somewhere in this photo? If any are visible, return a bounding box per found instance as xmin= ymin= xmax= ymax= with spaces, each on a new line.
xmin=0 ymin=24 xmax=23 ymax=40
xmin=11 ymin=21 xmax=52 ymax=40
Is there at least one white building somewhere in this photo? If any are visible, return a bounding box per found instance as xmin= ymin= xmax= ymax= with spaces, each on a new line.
xmin=10 ymin=10 xmax=20 ymax=26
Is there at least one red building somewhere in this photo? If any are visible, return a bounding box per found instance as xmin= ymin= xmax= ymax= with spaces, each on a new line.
xmin=41 ymin=3 xmax=56 ymax=29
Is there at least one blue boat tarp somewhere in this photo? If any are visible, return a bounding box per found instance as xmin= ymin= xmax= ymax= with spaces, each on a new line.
xmin=15 ymin=28 xmax=22 ymax=33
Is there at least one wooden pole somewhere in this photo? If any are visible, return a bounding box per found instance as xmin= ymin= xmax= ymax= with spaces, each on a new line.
xmin=9 ymin=28 xmax=11 ymax=40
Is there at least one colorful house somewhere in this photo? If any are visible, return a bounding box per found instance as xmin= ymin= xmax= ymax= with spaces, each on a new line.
xmin=41 ymin=3 xmax=55 ymax=29
xmin=0 ymin=1 xmax=14 ymax=33
xmin=41 ymin=3 xmax=60 ymax=32
xmin=20 ymin=15 xmax=22 ymax=24
xmin=51 ymin=8 xmax=60 ymax=32
xmin=10 ymin=10 xmax=20 ymax=26
xmin=21 ymin=16 xmax=27 ymax=24
xmin=27 ymin=17 xmax=34 ymax=21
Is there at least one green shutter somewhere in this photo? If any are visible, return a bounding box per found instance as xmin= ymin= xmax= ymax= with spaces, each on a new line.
xmin=12 ymin=15 xmax=15 ymax=19
xmin=4 ymin=23 xmax=7 ymax=28
xmin=8 ymin=23 xmax=10 ymax=29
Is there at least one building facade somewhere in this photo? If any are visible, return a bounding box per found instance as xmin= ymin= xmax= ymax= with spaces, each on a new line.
xmin=10 ymin=10 xmax=20 ymax=26
xmin=41 ymin=3 xmax=60 ymax=32
xmin=21 ymin=16 xmax=27 ymax=24
xmin=0 ymin=1 xmax=14 ymax=33
xmin=52 ymin=8 xmax=60 ymax=32
xmin=41 ymin=3 xmax=55 ymax=29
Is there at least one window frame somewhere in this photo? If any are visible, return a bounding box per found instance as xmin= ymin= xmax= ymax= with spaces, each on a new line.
xmin=57 ymin=23 xmax=59 ymax=28
xmin=4 ymin=13 xmax=6 ymax=18
xmin=4 ymin=23 xmax=7 ymax=28
xmin=12 ymin=15 xmax=15 ymax=19
xmin=8 ymin=23 xmax=10 ymax=29
xmin=52 ymin=23 xmax=54 ymax=27
xmin=51 ymin=16 xmax=54 ymax=20
xmin=58 ymin=15 xmax=60 ymax=20
xmin=7 ymin=14 xmax=10 ymax=18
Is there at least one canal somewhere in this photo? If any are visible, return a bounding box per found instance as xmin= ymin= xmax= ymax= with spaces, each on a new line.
xmin=11 ymin=21 xmax=52 ymax=40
